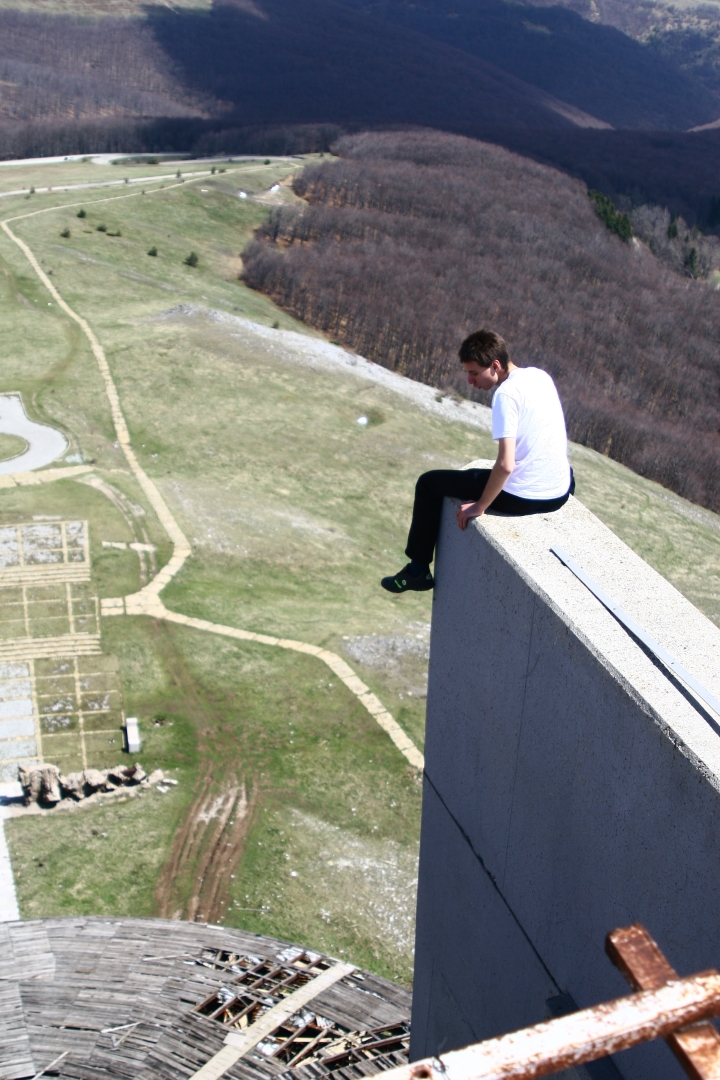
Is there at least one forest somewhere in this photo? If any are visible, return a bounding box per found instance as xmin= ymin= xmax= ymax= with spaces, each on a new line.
xmin=242 ymin=130 xmax=720 ymax=513
xmin=2 ymin=3 xmax=720 ymax=225
xmin=0 ymin=9 xmax=212 ymax=122
xmin=333 ymin=0 xmax=720 ymax=130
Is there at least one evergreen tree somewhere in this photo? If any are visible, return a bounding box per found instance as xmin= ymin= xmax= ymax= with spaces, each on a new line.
xmin=588 ymin=190 xmax=632 ymax=242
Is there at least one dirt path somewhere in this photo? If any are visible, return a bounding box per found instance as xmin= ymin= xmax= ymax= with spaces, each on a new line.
xmin=0 ymin=181 xmax=424 ymax=771
xmin=0 ymin=175 xmax=424 ymax=922
xmin=154 ymin=765 xmax=258 ymax=924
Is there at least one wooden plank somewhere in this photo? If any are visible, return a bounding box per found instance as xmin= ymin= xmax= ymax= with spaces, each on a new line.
xmin=0 ymin=922 xmax=55 ymax=982
xmin=607 ymin=923 xmax=720 ymax=1080
xmin=313 ymin=980 xmax=409 ymax=1030
xmin=380 ymin=973 xmax=720 ymax=1080
xmin=0 ymin=981 xmax=36 ymax=1080
xmin=1 ymin=917 xmax=411 ymax=1080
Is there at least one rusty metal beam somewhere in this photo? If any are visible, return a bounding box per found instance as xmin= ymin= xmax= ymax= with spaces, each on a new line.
xmin=379 ymin=972 xmax=720 ymax=1080
xmin=607 ymin=923 xmax=720 ymax=1080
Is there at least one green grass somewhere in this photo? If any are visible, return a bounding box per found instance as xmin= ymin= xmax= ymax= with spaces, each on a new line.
xmin=7 ymin=784 xmax=191 ymax=917
xmin=0 ymin=431 xmax=26 ymax=460
xmin=1 ymin=157 xmax=719 ymax=986
xmin=8 ymin=616 xmax=421 ymax=983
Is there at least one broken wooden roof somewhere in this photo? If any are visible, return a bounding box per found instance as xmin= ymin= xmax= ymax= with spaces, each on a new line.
xmin=0 ymin=917 xmax=411 ymax=1080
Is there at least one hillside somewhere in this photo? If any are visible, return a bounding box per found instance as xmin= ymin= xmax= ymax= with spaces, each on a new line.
xmin=0 ymin=1 xmax=586 ymax=135
xmin=0 ymin=153 xmax=718 ymax=981
xmin=0 ymin=0 xmax=719 ymax=138
xmin=335 ymin=0 xmax=720 ymax=130
xmin=523 ymin=0 xmax=720 ymax=99
xmin=242 ymin=130 xmax=720 ymax=513
xmin=2 ymin=0 xmax=720 ymax=229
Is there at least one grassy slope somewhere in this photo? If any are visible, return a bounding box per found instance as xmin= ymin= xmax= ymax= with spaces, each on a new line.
xmin=1 ymin=160 xmax=718 ymax=986
xmin=0 ymin=431 xmax=26 ymax=459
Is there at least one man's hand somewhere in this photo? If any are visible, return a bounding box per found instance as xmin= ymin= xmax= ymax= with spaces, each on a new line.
xmin=456 ymin=438 xmax=516 ymax=531
xmin=457 ymin=501 xmax=484 ymax=529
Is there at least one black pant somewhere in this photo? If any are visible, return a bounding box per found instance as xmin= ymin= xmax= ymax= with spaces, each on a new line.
xmin=405 ymin=468 xmax=575 ymax=565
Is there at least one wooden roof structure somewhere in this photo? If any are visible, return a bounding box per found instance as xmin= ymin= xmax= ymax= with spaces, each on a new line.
xmin=0 ymin=918 xmax=411 ymax=1080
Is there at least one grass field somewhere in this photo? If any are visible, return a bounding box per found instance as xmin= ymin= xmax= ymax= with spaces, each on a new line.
xmin=0 ymin=431 xmax=26 ymax=459
xmin=1 ymin=157 xmax=719 ymax=986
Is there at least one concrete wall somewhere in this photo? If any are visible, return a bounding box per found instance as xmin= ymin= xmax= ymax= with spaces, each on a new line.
xmin=411 ymin=477 xmax=720 ymax=1080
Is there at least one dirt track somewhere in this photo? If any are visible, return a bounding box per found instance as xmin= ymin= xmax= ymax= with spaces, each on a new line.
xmin=155 ymin=765 xmax=257 ymax=924
xmin=1 ymin=177 xmax=423 ymax=925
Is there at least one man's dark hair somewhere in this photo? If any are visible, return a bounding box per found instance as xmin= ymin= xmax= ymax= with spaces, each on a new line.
xmin=458 ymin=330 xmax=509 ymax=371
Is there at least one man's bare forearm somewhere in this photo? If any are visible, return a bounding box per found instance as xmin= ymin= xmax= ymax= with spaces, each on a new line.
xmin=477 ymin=460 xmax=512 ymax=512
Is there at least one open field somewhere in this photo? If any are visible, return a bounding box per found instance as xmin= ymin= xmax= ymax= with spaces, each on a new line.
xmin=0 ymin=157 xmax=304 ymax=197
xmin=1 ymin=158 xmax=719 ymax=987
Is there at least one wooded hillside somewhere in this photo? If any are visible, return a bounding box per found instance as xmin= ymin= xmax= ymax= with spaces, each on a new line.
xmin=2 ymin=1 xmax=720 ymax=227
xmin=335 ymin=0 xmax=720 ymax=129
xmin=0 ymin=9 xmax=213 ymax=122
xmin=242 ymin=131 xmax=720 ymax=513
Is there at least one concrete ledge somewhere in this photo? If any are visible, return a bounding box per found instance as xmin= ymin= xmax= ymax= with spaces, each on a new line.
xmin=412 ymin=492 xmax=720 ymax=1080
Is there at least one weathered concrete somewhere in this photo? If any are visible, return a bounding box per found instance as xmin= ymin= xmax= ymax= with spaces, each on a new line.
xmin=411 ymin=478 xmax=720 ymax=1080
xmin=0 ymin=784 xmax=21 ymax=921
xmin=0 ymin=394 xmax=67 ymax=475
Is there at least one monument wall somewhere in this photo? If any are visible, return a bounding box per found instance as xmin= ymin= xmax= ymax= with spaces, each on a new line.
xmin=410 ymin=477 xmax=720 ymax=1080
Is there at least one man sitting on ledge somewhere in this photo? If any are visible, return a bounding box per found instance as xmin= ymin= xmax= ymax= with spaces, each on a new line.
xmin=381 ymin=329 xmax=574 ymax=594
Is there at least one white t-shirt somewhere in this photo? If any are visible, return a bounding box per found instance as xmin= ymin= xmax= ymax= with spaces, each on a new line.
xmin=491 ymin=367 xmax=571 ymax=499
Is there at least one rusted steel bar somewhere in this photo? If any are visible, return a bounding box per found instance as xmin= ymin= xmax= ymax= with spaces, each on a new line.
xmin=607 ymin=923 xmax=720 ymax=1080
xmin=378 ymin=973 xmax=720 ymax=1080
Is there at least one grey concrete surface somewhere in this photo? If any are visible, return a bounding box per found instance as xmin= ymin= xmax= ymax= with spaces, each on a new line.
xmin=0 ymin=394 xmax=67 ymax=475
xmin=411 ymin=483 xmax=720 ymax=1080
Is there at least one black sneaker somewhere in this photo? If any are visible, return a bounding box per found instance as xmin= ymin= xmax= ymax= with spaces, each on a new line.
xmin=381 ymin=564 xmax=434 ymax=593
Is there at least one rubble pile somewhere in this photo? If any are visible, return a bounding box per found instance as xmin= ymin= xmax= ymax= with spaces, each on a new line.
xmin=18 ymin=763 xmax=175 ymax=807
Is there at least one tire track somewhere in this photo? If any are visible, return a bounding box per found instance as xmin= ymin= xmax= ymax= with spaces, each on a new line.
xmin=1 ymin=175 xmax=423 ymax=927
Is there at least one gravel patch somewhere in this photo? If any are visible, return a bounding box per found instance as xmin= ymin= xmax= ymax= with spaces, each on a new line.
xmin=343 ymin=626 xmax=430 ymax=671
xmin=151 ymin=305 xmax=493 ymax=433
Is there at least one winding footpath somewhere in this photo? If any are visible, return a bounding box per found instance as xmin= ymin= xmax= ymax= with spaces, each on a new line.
xmin=0 ymin=180 xmax=424 ymax=774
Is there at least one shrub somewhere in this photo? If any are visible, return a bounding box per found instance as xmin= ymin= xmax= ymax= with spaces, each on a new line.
xmin=29 ymin=186 xmax=34 ymax=194
xmin=77 ymin=209 xmax=86 ymax=218
xmin=184 ymin=251 xmax=199 ymax=267
xmin=264 ymin=159 xmax=271 ymax=165
xmin=685 ymin=247 xmax=699 ymax=277
xmin=588 ymin=190 xmax=632 ymax=241
xmin=60 ymin=227 xmax=70 ymax=238
xmin=176 ymin=169 xmax=181 ymax=178
xmin=148 ymin=246 xmax=158 ymax=257
xmin=211 ymin=166 xmax=216 ymax=175
xmin=631 ymin=204 xmax=719 ymax=278
xmin=96 ymin=224 xmax=107 ymax=232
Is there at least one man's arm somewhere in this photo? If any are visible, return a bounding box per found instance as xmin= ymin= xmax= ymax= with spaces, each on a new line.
xmin=456 ymin=438 xmax=516 ymax=530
